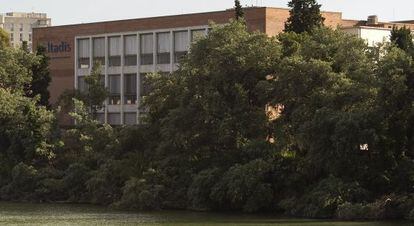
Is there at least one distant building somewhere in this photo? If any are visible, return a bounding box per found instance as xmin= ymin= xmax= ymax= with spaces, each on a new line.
xmin=0 ymin=12 xmax=51 ymax=50
xmin=32 ymin=7 xmax=414 ymax=125
xmin=343 ymin=15 xmax=414 ymax=47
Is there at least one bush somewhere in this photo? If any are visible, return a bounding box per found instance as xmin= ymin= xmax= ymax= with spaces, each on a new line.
xmin=336 ymin=194 xmax=414 ymax=220
xmin=280 ymin=176 xmax=369 ymax=218
xmin=336 ymin=202 xmax=375 ymax=220
xmin=0 ymin=163 xmax=38 ymax=201
xmin=210 ymin=159 xmax=274 ymax=212
xmin=116 ymin=169 xmax=165 ymax=210
xmin=62 ymin=163 xmax=91 ymax=202
xmin=34 ymin=167 xmax=65 ymax=201
xmin=86 ymin=160 xmax=123 ymax=205
xmin=409 ymin=209 xmax=414 ymax=221
xmin=187 ymin=168 xmax=222 ymax=210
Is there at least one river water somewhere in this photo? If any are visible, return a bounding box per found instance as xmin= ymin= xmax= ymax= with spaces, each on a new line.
xmin=0 ymin=202 xmax=411 ymax=225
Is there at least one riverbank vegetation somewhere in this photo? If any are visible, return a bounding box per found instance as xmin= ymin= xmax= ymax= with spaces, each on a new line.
xmin=1 ymin=0 xmax=414 ymax=221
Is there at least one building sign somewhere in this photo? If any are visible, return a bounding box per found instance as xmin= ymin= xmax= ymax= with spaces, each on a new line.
xmin=47 ymin=42 xmax=71 ymax=53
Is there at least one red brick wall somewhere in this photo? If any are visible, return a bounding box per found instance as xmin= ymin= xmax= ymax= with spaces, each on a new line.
xmin=32 ymin=7 xmax=269 ymax=108
xmin=33 ymin=7 xmax=365 ymax=121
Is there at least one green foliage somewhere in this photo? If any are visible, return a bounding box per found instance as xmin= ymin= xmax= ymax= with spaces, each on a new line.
xmin=280 ymin=176 xmax=369 ymax=218
xmin=21 ymin=41 xmax=29 ymax=52
xmin=210 ymin=159 xmax=274 ymax=212
xmin=0 ymin=163 xmax=38 ymax=201
xmin=63 ymin=163 xmax=91 ymax=202
xmin=0 ymin=88 xmax=55 ymax=178
xmin=116 ymin=169 xmax=165 ymax=210
xmin=144 ymin=20 xmax=281 ymax=171
xmin=1 ymin=13 xmax=414 ymax=222
xmin=86 ymin=159 xmax=123 ymax=205
xmin=83 ymin=62 xmax=108 ymax=115
xmin=285 ymin=0 xmax=325 ymax=33
xmin=0 ymin=47 xmax=36 ymax=91
xmin=273 ymin=28 xmax=378 ymax=184
xmin=29 ymin=45 xmax=51 ymax=107
xmin=234 ymin=0 xmax=244 ymax=20
xmin=409 ymin=209 xmax=414 ymax=221
xmin=188 ymin=168 xmax=222 ymax=210
xmin=336 ymin=202 xmax=377 ymax=220
xmin=0 ymin=28 xmax=9 ymax=49
xmin=390 ymin=26 xmax=414 ymax=55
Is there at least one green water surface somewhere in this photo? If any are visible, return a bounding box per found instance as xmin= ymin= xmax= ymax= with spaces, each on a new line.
xmin=0 ymin=202 xmax=411 ymax=226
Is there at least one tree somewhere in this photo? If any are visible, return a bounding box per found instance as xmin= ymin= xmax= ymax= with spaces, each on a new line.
xmin=234 ymin=0 xmax=244 ymax=21
xmin=390 ymin=26 xmax=414 ymax=55
xmin=0 ymin=47 xmax=35 ymax=91
xmin=21 ymin=41 xmax=29 ymax=52
xmin=84 ymin=62 xmax=108 ymax=117
xmin=29 ymin=45 xmax=52 ymax=108
xmin=284 ymin=0 xmax=325 ymax=33
xmin=274 ymin=27 xmax=377 ymax=182
xmin=0 ymin=28 xmax=9 ymax=49
xmin=58 ymin=62 xmax=108 ymax=119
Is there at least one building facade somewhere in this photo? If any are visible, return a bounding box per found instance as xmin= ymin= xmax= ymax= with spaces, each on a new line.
xmin=32 ymin=7 xmax=414 ymax=125
xmin=0 ymin=12 xmax=51 ymax=49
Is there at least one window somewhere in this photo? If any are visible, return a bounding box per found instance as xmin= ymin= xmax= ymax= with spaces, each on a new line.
xmin=174 ymin=31 xmax=189 ymax=63
xmin=157 ymin=32 xmax=170 ymax=64
xmin=140 ymin=73 xmax=152 ymax=98
xmin=124 ymin=112 xmax=137 ymax=125
xmin=19 ymin=23 xmax=23 ymax=32
xmin=108 ymin=36 xmax=121 ymax=67
xmin=93 ymin=37 xmax=105 ymax=66
xmin=108 ymin=113 xmax=121 ymax=125
xmin=78 ymin=39 xmax=90 ymax=69
xmin=191 ymin=29 xmax=206 ymax=42
xmin=10 ymin=33 xmax=13 ymax=41
xmin=124 ymin=74 xmax=137 ymax=105
xmin=10 ymin=24 xmax=14 ymax=31
xmin=77 ymin=76 xmax=87 ymax=93
xmin=108 ymin=74 xmax=121 ymax=105
xmin=28 ymin=33 xmax=32 ymax=42
xmin=124 ymin=35 xmax=137 ymax=66
xmin=19 ymin=33 xmax=23 ymax=41
xmin=95 ymin=113 xmax=105 ymax=124
xmin=140 ymin=33 xmax=153 ymax=65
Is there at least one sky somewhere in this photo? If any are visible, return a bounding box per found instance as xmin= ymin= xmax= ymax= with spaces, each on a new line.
xmin=0 ymin=0 xmax=413 ymax=26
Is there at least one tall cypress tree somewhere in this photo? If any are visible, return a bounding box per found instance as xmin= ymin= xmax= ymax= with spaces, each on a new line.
xmin=30 ymin=45 xmax=51 ymax=108
xmin=284 ymin=0 xmax=325 ymax=33
xmin=235 ymin=0 xmax=244 ymax=20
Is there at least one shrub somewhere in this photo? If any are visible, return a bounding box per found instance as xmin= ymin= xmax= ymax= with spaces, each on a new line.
xmin=34 ymin=167 xmax=65 ymax=201
xmin=187 ymin=168 xmax=222 ymax=211
xmin=280 ymin=176 xmax=369 ymax=218
xmin=210 ymin=159 xmax=274 ymax=212
xmin=0 ymin=163 xmax=38 ymax=201
xmin=409 ymin=209 xmax=414 ymax=221
xmin=62 ymin=163 xmax=91 ymax=202
xmin=86 ymin=160 xmax=123 ymax=205
xmin=116 ymin=169 xmax=165 ymax=210
xmin=336 ymin=202 xmax=375 ymax=220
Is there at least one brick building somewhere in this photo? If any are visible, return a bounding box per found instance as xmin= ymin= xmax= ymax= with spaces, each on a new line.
xmin=32 ymin=7 xmax=414 ymax=125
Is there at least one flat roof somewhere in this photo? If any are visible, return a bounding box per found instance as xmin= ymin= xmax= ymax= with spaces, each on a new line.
xmin=33 ymin=6 xmax=342 ymax=30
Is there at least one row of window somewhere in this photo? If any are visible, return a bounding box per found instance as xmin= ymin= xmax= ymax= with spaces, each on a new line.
xmin=78 ymin=73 xmax=151 ymax=105
xmin=9 ymin=33 xmax=32 ymax=42
xmin=95 ymin=112 xmax=138 ymax=125
xmin=8 ymin=23 xmax=26 ymax=32
xmin=77 ymin=29 xmax=206 ymax=69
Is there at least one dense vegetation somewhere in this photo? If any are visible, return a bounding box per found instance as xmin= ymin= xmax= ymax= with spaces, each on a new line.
xmin=1 ymin=3 xmax=414 ymax=221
